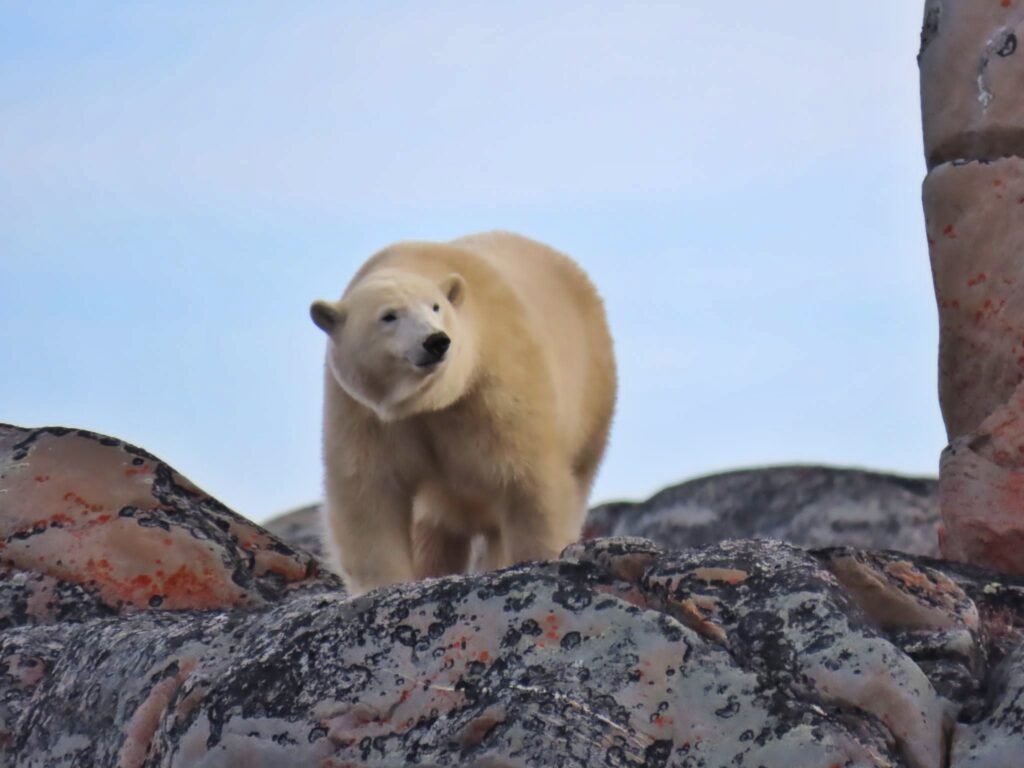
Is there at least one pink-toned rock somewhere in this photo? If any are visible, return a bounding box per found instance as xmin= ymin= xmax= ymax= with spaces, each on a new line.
xmin=923 ymin=157 xmax=1024 ymax=440
xmin=938 ymin=384 xmax=1024 ymax=575
xmin=0 ymin=425 xmax=327 ymax=611
xmin=920 ymin=1 xmax=1024 ymax=575
xmin=922 ymin=157 xmax=1024 ymax=570
xmin=920 ymin=0 xmax=1024 ymax=168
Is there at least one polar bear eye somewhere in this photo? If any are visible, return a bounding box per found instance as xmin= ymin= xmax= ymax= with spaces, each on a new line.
xmin=381 ymin=311 xmax=398 ymax=323
xmin=432 ymin=304 xmax=440 ymax=312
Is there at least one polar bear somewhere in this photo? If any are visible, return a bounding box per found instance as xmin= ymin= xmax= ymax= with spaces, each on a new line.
xmin=310 ymin=231 xmax=616 ymax=596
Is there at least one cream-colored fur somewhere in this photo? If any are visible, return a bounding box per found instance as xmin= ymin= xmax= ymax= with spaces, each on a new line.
xmin=310 ymin=231 xmax=616 ymax=596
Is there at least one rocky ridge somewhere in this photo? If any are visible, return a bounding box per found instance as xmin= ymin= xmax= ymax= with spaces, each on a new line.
xmin=2 ymin=423 xmax=1021 ymax=767
xmin=269 ymin=464 xmax=940 ymax=562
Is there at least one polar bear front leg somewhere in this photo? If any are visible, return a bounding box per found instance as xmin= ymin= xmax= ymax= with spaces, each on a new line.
xmin=322 ymin=475 xmax=415 ymax=596
xmin=411 ymin=485 xmax=475 ymax=578
xmin=499 ymin=466 xmax=584 ymax=567
xmin=412 ymin=520 xmax=471 ymax=579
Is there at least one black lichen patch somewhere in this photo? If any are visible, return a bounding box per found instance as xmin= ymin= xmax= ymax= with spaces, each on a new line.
xmin=919 ymin=1 xmax=942 ymax=60
xmin=0 ymin=567 xmax=114 ymax=630
xmin=998 ymin=30 xmax=1018 ymax=58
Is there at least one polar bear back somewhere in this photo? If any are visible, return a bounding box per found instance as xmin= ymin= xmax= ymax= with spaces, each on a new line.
xmin=451 ymin=231 xmax=614 ymax=458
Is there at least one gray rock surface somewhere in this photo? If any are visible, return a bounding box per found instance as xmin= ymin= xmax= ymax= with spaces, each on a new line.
xmin=265 ymin=503 xmax=328 ymax=561
xmin=585 ymin=466 xmax=940 ymax=556
xmin=4 ymin=425 xmax=1020 ymax=767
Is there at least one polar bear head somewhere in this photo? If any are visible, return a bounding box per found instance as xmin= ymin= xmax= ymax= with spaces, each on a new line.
xmin=310 ymin=269 xmax=474 ymax=421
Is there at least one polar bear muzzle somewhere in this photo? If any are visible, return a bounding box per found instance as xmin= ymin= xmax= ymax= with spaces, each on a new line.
xmin=418 ymin=332 xmax=451 ymax=367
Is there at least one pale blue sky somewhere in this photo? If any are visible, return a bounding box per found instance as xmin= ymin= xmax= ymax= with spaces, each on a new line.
xmin=0 ymin=2 xmax=941 ymax=523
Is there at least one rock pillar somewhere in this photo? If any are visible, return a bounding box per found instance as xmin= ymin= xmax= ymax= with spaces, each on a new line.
xmin=920 ymin=0 xmax=1024 ymax=573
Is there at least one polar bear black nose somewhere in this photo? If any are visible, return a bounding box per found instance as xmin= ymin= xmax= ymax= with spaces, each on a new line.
xmin=423 ymin=332 xmax=451 ymax=360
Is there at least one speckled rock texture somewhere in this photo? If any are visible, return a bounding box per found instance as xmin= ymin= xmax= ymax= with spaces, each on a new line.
xmin=921 ymin=2 xmax=1024 ymax=575
xmin=3 ymin=424 xmax=1023 ymax=766
xmin=269 ymin=465 xmax=940 ymax=562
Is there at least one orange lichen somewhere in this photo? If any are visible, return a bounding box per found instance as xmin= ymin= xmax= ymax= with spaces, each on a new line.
xmin=692 ymin=567 xmax=748 ymax=585
xmin=83 ymin=557 xmax=114 ymax=583
xmin=967 ymin=273 xmax=988 ymax=287
xmin=70 ymin=549 xmax=240 ymax=610
xmin=162 ymin=565 xmax=220 ymax=603
xmin=48 ymin=513 xmax=77 ymax=527
xmin=882 ymin=560 xmax=932 ymax=591
xmin=4 ymin=505 xmax=119 ymax=549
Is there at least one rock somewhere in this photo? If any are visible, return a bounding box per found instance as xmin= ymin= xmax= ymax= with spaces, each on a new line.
xmin=919 ymin=0 xmax=1024 ymax=169
xmin=269 ymin=465 xmax=941 ymax=562
xmin=920 ymin=4 xmax=1024 ymax=576
xmin=263 ymin=504 xmax=326 ymax=560
xmin=4 ymin=424 xmax=1024 ymax=765
xmin=938 ymin=391 xmax=1024 ymax=576
xmin=0 ymin=425 xmax=329 ymax=612
xmin=949 ymin=640 xmax=1024 ymax=767
xmin=2 ymin=556 xmax=901 ymax=768
xmin=585 ymin=465 xmax=940 ymax=556
xmin=922 ymin=157 xmax=1024 ymax=441
xmin=610 ymin=539 xmax=953 ymax=768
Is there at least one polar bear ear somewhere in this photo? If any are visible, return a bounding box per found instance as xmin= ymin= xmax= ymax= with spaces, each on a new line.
xmin=441 ymin=273 xmax=466 ymax=307
xmin=310 ymin=300 xmax=347 ymax=333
